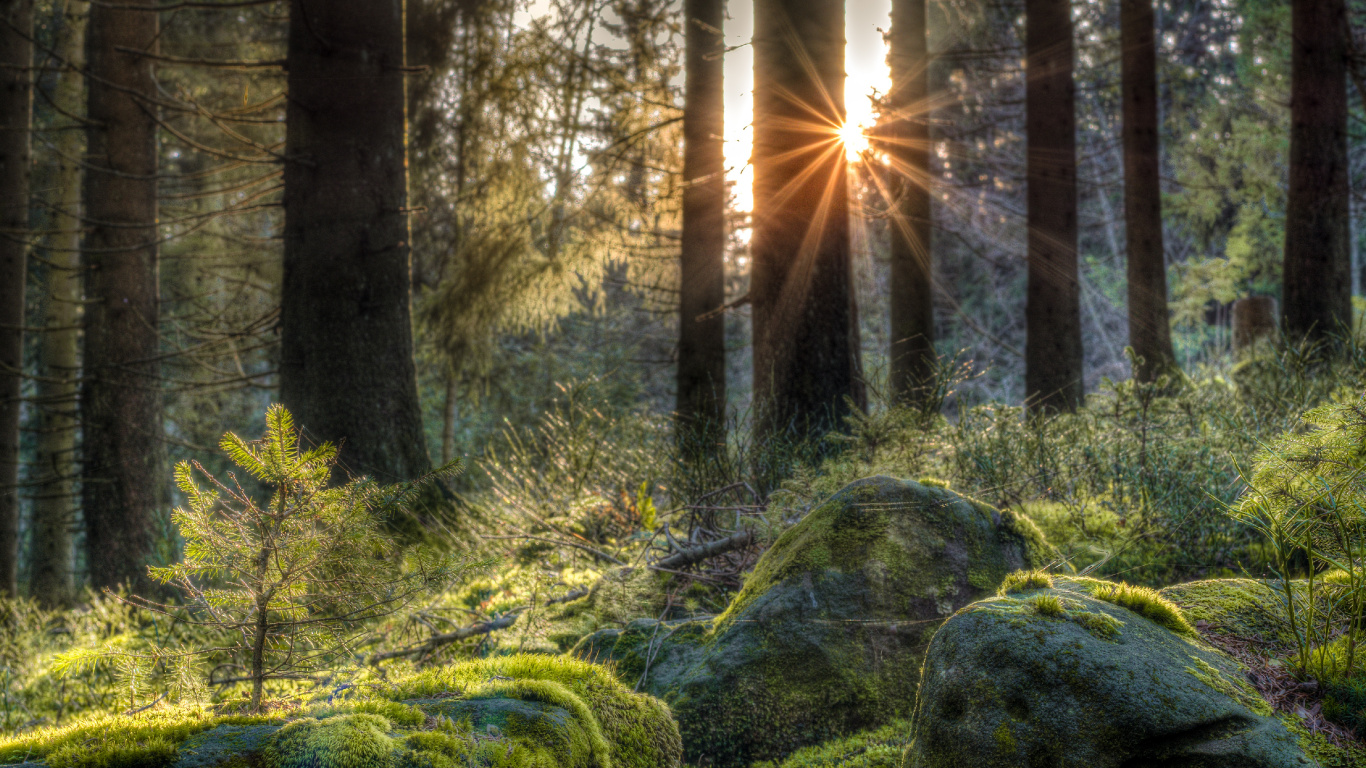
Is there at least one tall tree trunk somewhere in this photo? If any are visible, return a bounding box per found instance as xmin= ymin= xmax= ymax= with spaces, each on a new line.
xmin=677 ymin=0 xmax=727 ymax=447
xmin=887 ymin=0 xmax=935 ymax=404
xmin=751 ymin=0 xmax=861 ymax=447
xmin=82 ymin=0 xmax=163 ymax=591
xmin=1121 ymin=0 xmax=1175 ymax=383
xmin=31 ymin=0 xmax=87 ymax=607
xmin=1283 ymin=0 xmax=1351 ymax=342
xmin=1024 ymin=0 xmax=1083 ymax=412
xmin=0 ymin=0 xmax=33 ymax=598
xmin=281 ymin=0 xmax=431 ymax=483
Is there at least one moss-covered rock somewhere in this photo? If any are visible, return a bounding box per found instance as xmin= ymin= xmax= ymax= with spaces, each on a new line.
xmin=575 ymin=476 xmax=1053 ymax=768
xmin=907 ymin=576 xmax=1314 ymax=768
xmin=1160 ymin=577 xmax=1307 ymax=647
xmin=0 ymin=654 xmax=681 ymax=768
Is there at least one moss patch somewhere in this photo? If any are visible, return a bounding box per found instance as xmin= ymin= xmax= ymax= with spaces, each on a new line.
xmin=0 ymin=655 xmax=681 ymax=768
xmin=998 ymin=569 xmax=1053 ymax=596
xmin=749 ymin=719 xmax=912 ymax=768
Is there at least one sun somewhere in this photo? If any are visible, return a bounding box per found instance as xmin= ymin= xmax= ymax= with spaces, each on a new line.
xmin=837 ymin=121 xmax=870 ymax=161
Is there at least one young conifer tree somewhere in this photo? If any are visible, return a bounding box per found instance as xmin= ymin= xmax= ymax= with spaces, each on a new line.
xmin=64 ymin=405 xmax=470 ymax=711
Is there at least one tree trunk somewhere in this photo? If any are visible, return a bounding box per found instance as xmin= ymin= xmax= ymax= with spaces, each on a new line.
xmin=31 ymin=0 xmax=87 ymax=607
xmin=1232 ymin=296 xmax=1278 ymax=358
xmin=751 ymin=0 xmax=861 ymax=447
xmin=83 ymin=1 xmax=162 ymax=591
xmin=676 ymin=0 xmax=727 ymax=447
xmin=887 ymin=0 xmax=935 ymax=404
xmin=1120 ymin=0 xmax=1176 ymax=383
xmin=281 ymin=0 xmax=432 ymax=484
xmin=0 ymin=0 xmax=33 ymax=598
xmin=1283 ymin=0 xmax=1351 ymax=342
xmin=1024 ymin=0 xmax=1083 ymax=412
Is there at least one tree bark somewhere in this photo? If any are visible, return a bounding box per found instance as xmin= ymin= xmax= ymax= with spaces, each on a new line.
xmin=1283 ymin=0 xmax=1351 ymax=342
xmin=31 ymin=0 xmax=88 ymax=607
xmin=1024 ymin=0 xmax=1083 ymax=412
xmin=751 ymin=0 xmax=861 ymax=447
xmin=676 ymin=0 xmax=727 ymax=447
xmin=83 ymin=0 xmax=162 ymax=591
xmin=887 ymin=0 xmax=935 ymax=404
xmin=281 ymin=0 xmax=432 ymax=484
xmin=0 ymin=0 xmax=33 ymax=598
xmin=1120 ymin=0 xmax=1176 ymax=383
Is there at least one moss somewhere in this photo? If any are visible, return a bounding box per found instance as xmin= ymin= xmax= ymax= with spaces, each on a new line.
xmin=0 ymin=655 xmax=680 ymax=768
xmin=1159 ymin=578 xmax=1304 ymax=646
xmin=385 ymin=654 xmax=679 ymax=768
xmin=1029 ymin=594 xmax=1065 ymax=617
xmin=264 ymin=713 xmax=395 ymax=768
xmin=997 ymin=507 xmax=1055 ymax=571
xmin=0 ymin=707 xmax=278 ymax=768
xmin=1053 ymin=575 xmax=1195 ymax=637
xmin=1070 ymin=610 xmax=1123 ymax=640
xmin=749 ymin=719 xmax=912 ymax=768
xmin=998 ymin=569 xmax=1053 ymax=596
xmin=910 ymin=585 xmax=1301 ymax=767
xmin=1185 ymin=657 xmax=1273 ymax=717
xmin=991 ymin=721 xmax=1016 ymax=755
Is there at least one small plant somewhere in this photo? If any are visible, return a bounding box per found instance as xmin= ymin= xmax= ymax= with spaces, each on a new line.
xmin=59 ymin=405 xmax=475 ymax=710
xmin=1231 ymin=391 xmax=1366 ymax=680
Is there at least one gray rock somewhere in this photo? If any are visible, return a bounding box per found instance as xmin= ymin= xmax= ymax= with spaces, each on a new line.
xmin=575 ymin=476 xmax=1054 ymax=768
xmin=907 ymin=577 xmax=1316 ymax=768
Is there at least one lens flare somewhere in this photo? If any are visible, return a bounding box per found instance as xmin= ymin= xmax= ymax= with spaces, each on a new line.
xmin=837 ymin=121 xmax=869 ymax=160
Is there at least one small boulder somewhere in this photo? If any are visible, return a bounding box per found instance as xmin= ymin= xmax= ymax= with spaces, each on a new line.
xmin=576 ymin=476 xmax=1054 ymax=768
xmin=907 ymin=575 xmax=1314 ymax=768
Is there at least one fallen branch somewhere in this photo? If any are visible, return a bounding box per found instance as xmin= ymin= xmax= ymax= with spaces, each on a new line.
xmin=368 ymin=613 xmax=520 ymax=665
xmin=651 ymin=530 xmax=754 ymax=571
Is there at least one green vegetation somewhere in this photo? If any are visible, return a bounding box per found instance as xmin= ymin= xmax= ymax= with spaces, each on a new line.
xmin=998 ymin=570 xmax=1053 ymax=595
xmin=55 ymin=406 xmax=473 ymax=711
xmin=0 ymin=654 xmax=680 ymax=768
xmin=749 ymin=719 xmax=912 ymax=768
xmin=1232 ymin=390 xmax=1366 ymax=679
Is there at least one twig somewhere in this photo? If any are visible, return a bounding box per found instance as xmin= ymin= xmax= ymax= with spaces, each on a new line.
xmin=123 ymin=693 xmax=166 ymax=715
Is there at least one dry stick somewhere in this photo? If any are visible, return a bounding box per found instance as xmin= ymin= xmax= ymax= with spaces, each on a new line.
xmin=651 ymin=530 xmax=754 ymax=571
xmin=367 ymin=614 xmax=521 ymax=665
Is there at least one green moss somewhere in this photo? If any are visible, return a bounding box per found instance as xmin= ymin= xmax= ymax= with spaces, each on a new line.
xmin=1054 ymin=576 xmax=1195 ymax=637
xmin=1159 ymin=578 xmax=1304 ymax=646
xmin=1029 ymin=594 xmax=1065 ymax=617
xmin=991 ymin=721 xmax=1016 ymax=755
xmin=1185 ymin=657 xmax=1272 ymax=717
xmin=0 ymin=707 xmax=278 ymax=768
xmin=0 ymin=655 xmax=680 ymax=768
xmin=749 ymin=719 xmax=912 ymax=768
xmin=1070 ymin=610 xmax=1123 ymax=640
xmin=998 ymin=569 xmax=1053 ymax=596
xmin=264 ymin=713 xmax=395 ymax=768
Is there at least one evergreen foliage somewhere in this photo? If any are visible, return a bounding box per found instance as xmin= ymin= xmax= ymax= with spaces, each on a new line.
xmin=58 ymin=405 xmax=472 ymax=711
xmin=1233 ymin=391 xmax=1366 ymax=680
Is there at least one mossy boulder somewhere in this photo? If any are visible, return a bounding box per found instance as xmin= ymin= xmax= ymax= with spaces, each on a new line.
xmin=907 ymin=575 xmax=1315 ymax=768
xmin=1160 ymin=577 xmax=1308 ymax=647
xmin=0 ymin=655 xmax=681 ymax=768
xmin=575 ymin=476 xmax=1053 ymax=768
